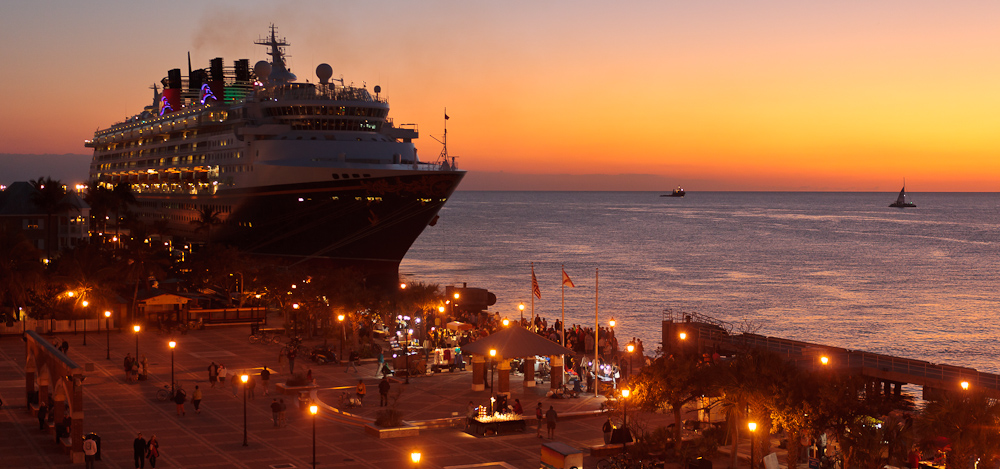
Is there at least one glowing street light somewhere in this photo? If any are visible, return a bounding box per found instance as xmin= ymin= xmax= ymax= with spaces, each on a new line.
xmin=133 ymin=325 xmax=141 ymax=372
xmin=81 ymin=300 xmax=89 ymax=346
xmin=609 ymin=317 xmax=616 ymax=328
xmin=489 ymin=349 xmax=497 ymax=412
xmin=626 ymin=342 xmax=635 ymax=379
xmin=620 ymin=388 xmax=631 ymax=454
xmin=679 ymin=332 xmax=687 ymax=340
xmin=518 ymin=303 xmax=525 ymax=323
xmin=961 ymin=381 xmax=970 ymax=390
xmin=502 ymin=317 xmax=510 ymax=327
xmin=337 ymin=313 xmax=346 ymax=359
xmin=748 ymin=422 xmax=758 ymax=469
xmin=410 ymin=451 xmax=422 ymax=467
xmin=310 ymin=404 xmax=319 ymax=467
xmin=820 ymin=356 xmax=829 ymax=366
xmin=104 ymin=311 xmax=112 ymax=359
xmin=241 ymin=373 xmax=249 ymax=446
xmin=169 ymin=341 xmax=176 ymax=395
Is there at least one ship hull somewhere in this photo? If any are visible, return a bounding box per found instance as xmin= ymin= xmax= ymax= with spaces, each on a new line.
xmin=135 ymin=171 xmax=463 ymax=279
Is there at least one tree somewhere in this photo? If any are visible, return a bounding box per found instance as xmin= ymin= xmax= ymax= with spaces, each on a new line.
xmin=917 ymin=390 xmax=1000 ymax=469
xmin=29 ymin=177 xmax=74 ymax=259
xmin=718 ymin=350 xmax=788 ymax=469
xmin=118 ymin=237 xmax=172 ymax=322
xmin=189 ymin=206 xmax=222 ymax=245
xmin=632 ymin=353 xmax=715 ymax=456
xmin=769 ymin=363 xmax=823 ymax=469
xmin=0 ymin=225 xmax=44 ymax=321
xmin=83 ymin=183 xmax=115 ymax=234
xmin=111 ymin=182 xmax=136 ymax=240
xmin=51 ymin=242 xmax=122 ymax=319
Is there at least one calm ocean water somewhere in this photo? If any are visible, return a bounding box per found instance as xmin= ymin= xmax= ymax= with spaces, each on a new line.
xmin=400 ymin=191 xmax=1000 ymax=373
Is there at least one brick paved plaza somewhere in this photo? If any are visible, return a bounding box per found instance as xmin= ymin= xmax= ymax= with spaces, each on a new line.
xmin=0 ymin=325 xmax=680 ymax=468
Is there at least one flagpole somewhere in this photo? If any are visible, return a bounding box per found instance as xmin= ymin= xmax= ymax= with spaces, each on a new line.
xmin=530 ymin=263 xmax=535 ymax=329
xmin=594 ymin=267 xmax=599 ymax=398
xmin=561 ymin=264 xmax=566 ymax=388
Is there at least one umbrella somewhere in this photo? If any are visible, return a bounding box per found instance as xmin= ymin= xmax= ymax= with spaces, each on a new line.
xmin=462 ymin=325 xmax=574 ymax=358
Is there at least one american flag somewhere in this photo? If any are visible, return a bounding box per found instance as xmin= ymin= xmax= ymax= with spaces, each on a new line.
xmin=531 ymin=265 xmax=541 ymax=299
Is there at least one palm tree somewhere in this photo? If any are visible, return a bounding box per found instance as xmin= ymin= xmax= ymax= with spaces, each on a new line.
xmin=83 ymin=183 xmax=115 ymax=234
xmin=51 ymin=242 xmax=121 ymax=325
xmin=111 ymin=182 xmax=136 ymax=241
xmin=29 ymin=177 xmax=74 ymax=259
xmin=118 ymin=237 xmax=172 ymax=322
xmin=917 ymin=390 xmax=1000 ymax=469
xmin=189 ymin=205 xmax=222 ymax=245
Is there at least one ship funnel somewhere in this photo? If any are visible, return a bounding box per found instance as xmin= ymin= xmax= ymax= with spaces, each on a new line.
xmin=203 ymin=57 xmax=224 ymax=104
xmin=316 ymin=63 xmax=332 ymax=84
xmin=160 ymin=68 xmax=183 ymax=115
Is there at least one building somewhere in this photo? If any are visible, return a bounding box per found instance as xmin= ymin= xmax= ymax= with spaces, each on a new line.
xmin=0 ymin=181 xmax=91 ymax=256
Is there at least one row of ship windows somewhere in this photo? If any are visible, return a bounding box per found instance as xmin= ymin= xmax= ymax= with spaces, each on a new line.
xmin=264 ymin=106 xmax=387 ymax=118
xmin=220 ymin=165 xmax=253 ymax=173
xmin=96 ymin=137 xmax=235 ymax=161
xmin=95 ymin=152 xmax=241 ymax=170
xmin=97 ymin=110 xmax=231 ymax=141
xmin=140 ymin=201 xmax=232 ymax=214
xmin=281 ymin=119 xmax=380 ymax=132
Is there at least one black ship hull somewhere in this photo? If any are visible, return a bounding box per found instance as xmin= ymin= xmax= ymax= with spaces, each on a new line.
xmin=135 ymin=171 xmax=464 ymax=281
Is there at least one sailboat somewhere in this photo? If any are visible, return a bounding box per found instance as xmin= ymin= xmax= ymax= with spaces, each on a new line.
xmin=888 ymin=183 xmax=916 ymax=208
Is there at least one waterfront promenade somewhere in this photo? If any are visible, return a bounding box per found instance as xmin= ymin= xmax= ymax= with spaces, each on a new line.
xmin=0 ymin=325 xmax=665 ymax=468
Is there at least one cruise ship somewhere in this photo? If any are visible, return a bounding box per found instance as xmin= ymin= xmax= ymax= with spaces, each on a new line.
xmin=85 ymin=26 xmax=465 ymax=283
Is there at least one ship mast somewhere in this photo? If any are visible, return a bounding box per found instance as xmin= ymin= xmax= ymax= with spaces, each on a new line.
xmin=431 ymin=108 xmax=457 ymax=169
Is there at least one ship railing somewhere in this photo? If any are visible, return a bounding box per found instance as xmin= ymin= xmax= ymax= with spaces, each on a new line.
xmin=844 ymin=351 xmax=999 ymax=391
xmin=257 ymin=84 xmax=386 ymax=104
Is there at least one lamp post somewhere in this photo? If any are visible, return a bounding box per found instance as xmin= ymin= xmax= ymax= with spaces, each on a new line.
xmin=518 ymin=303 xmax=525 ymax=325
xmin=411 ymin=451 xmax=421 ymax=468
xmin=82 ymin=300 xmax=89 ymax=345
xmin=133 ymin=325 xmax=141 ymax=365
xmin=620 ymin=388 xmax=630 ymax=454
xmin=748 ymin=422 xmax=757 ymax=469
xmin=961 ymin=380 xmax=970 ymax=391
xmin=489 ymin=349 xmax=497 ymax=413
xmin=309 ymin=404 xmax=318 ymax=468
xmin=337 ymin=314 xmax=346 ymax=359
xmin=169 ymin=341 xmax=176 ymax=395
xmin=104 ymin=311 xmax=111 ymax=359
xmin=626 ymin=342 xmax=635 ymax=381
xmin=502 ymin=317 xmax=510 ymax=327
xmin=241 ymin=374 xmax=249 ymax=446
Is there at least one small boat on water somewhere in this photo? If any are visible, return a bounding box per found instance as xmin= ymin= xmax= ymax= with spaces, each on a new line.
xmin=661 ymin=186 xmax=685 ymax=197
xmin=889 ymin=184 xmax=916 ymax=208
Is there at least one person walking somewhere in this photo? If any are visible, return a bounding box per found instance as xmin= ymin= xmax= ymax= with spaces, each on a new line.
xmin=355 ymin=379 xmax=366 ymax=406
xmin=535 ymin=402 xmax=543 ymax=438
xmin=346 ymin=350 xmax=359 ymax=373
xmin=270 ymin=398 xmax=281 ymax=427
xmin=174 ymin=385 xmax=187 ymax=416
xmin=83 ymin=435 xmax=98 ymax=469
xmin=378 ymin=376 xmax=390 ymax=407
xmin=37 ymin=401 xmax=48 ymax=431
xmin=192 ymin=385 xmax=203 ymax=414
xmin=146 ymin=435 xmax=160 ymax=468
xmin=124 ymin=354 xmax=134 ymax=382
xmin=207 ymin=362 xmax=218 ymax=388
xmin=278 ymin=398 xmax=287 ymax=427
xmin=133 ymin=432 xmax=147 ymax=469
xmin=545 ymin=405 xmax=558 ymax=439
xmin=375 ymin=351 xmax=385 ymax=377
xmin=260 ymin=367 xmax=271 ymax=396
xmin=217 ymin=363 xmax=227 ymax=386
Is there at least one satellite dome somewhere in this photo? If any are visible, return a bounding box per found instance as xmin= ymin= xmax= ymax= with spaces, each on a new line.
xmin=316 ymin=64 xmax=333 ymax=84
xmin=253 ymin=61 xmax=272 ymax=81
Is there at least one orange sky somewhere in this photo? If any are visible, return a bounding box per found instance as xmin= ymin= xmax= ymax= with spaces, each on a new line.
xmin=1 ymin=1 xmax=998 ymax=191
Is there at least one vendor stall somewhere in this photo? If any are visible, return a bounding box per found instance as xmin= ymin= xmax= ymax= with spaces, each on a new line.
xmin=465 ymin=407 xmax=526 ymax=436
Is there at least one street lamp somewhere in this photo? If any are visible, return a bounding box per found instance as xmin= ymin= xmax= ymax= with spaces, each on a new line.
xmin=609 ymin=317 xmax=616 ymax=328
xmin=961 ymin=381 xmax=970 ymax=390
xmin=489 ymin=349 xmax=497 ymax=413
xmin=81 ymin=300 xmax=89 ymax=345
xmin=411 ymin=451 xmax=421 ymax=467
xmin=518 ymin=303 xmax=525 ymax=324
xmin=169 ymin=341 xmax=176 ymax=395
xmin=133 ymin=325 xmax=141 ymax=371
xmin=104 ymin=311 xmax=111 ymax=359
xmin=502 ymin=317 xmax=510 ymax=327
xmin=620 ymin=388 xmax=631 ymax=454
xmin=626 ymin=342 xmax=635 ymax=380
xmin=679 ymin=332 xmax=687 ymax=340
xmin=309 ymin=404 xmax=318 ymax=468
xmin=748 ymin=422 xmax=758 ymax=469
xmin=820 ymin=356 xmax=829 ymax=366
xmin=337 ymin=314 xmax=346 ymax=359
xmin=241 ymin=373 xmax=249 ymax=446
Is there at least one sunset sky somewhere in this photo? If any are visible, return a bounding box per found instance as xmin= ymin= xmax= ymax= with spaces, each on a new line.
xmin=2 ymin=1 xmax=999 ymax=191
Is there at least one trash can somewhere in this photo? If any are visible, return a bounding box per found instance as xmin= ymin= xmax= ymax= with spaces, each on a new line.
xmin=85 ymin=432 xmax=102 ymax=461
